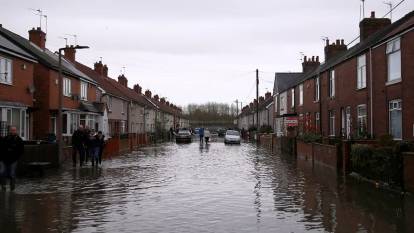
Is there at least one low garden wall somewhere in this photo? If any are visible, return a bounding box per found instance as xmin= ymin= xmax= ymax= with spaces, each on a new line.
xmin=296 ymin=140 xmax=341 ymax=169
xmin=296 ymin=141 xmax=313 ymax=160
xmin=403 ymin=152 xmax=414 ymax=193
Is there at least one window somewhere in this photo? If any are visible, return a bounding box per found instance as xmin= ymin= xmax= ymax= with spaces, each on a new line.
xmin=389 ymin=99 xmax=402 ymax=139
xmin=80 ymin=81 xmax=88 ymax=100
xmin=0 ymin=107 xmax=27 ymax=139
xmin=122 ymin=101 xmax=126 ymax=114
xmin=329 ymin=110 xmax=335 ymax=136
xmin=63 ymin=78 xmax=71 ymax=97
xmin=299 ymin=84 xmax=303 ymax=106
xmin=329 ymin=70 xmax=335 ymax=97
xmin=357 ymin=104 xmax=367 ymax=135
xmin=315 ymin=112 xmax=320 ymax=132
xmin=108 ymin=96 xmax=113 ymax=111
xmin=62 ymin=113 xmax=68 ymax=134
xmin=291 ymin=88 xmax=295 ymax=108
xmin=0 ymin=57 xmax=12 ymax=85
xmin=357 ymin=54 xmax=367 ymax=89
xmin=315 ymin=76 xmax=320 ymax=101
xmin=386 ymin=38 xmax=401 ymax=82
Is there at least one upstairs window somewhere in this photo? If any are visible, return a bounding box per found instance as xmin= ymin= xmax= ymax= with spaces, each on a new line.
xmin=80 ymin=81 xmax=88 ymax=101
xmin=63 ymin=78 xmax=71 ymax=97
xmin=0 ymin=57 xmax=12 ymax=85
xmin=291 ymin=88 xmax=295 ymax=108
xmin=386 ymin=37 xmax=401 ymax=82
xmin=315 ymin=76 xmax=320 ymax=101
xmin=299 ymin=84 xmax=303 ymax=106
xmin=357 ymin=54 xmax=367 ymax=89
xmin=329 ymin=70 xmax=335 ymax=97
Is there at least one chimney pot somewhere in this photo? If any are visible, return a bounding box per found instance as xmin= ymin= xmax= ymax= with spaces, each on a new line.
xmin=117 ymin=74 xmax=128 ymax=87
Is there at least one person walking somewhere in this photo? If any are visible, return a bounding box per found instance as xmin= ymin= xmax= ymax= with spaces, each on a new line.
xmin=199 ymin=127 xmax=204 ymax=143
xmin=96 ymin=131 xmax=105 ymax=165
xmin=1 ymin=126 xmax=24 ymax=191
xmin=83 ymin=126 xmax=91 ymax=164
xmin=89 ymin=132 xmax=100 ymax=167
xmin=72 ymin=125 xmax=86 ymax=167
xmin=204 ymin=129 xmax=211 ymax=144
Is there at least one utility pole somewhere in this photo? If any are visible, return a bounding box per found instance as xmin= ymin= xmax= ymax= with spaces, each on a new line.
xmin=235 ymin=99 xmax=239 ymax=115
xmin=256 ymin=69 xmax=259 ymax=142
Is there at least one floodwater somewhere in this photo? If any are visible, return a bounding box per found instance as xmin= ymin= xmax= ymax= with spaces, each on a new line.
xmin=1 ymin=141 xmax=414 ymax=233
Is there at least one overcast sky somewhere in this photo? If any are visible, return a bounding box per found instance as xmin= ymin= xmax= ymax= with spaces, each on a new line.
xmin=1 ymin=0 xmax=413 ymax=107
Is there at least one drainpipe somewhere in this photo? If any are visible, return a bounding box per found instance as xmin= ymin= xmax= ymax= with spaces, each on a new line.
xmin=369 ymin=48 xmax=374 ymax=137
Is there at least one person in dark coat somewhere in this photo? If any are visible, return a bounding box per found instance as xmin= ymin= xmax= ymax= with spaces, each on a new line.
xmin=1 ymin=126 xmax=24 ymax=191
xmin=96 ymin=131 xmax=105 ymax=165
xmin=83 ymin=126 xmax=91 ymax=164
xmin=72 ymin=125 xmax=86 ymax=167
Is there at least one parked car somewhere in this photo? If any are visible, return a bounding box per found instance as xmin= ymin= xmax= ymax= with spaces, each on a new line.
xmin=224 ymin=130 xmax=241 ymax=144
xmin=176 ymin=129 xmax=192 ymax=143
xmin=217 ymin=128 xmax=226 ymax=137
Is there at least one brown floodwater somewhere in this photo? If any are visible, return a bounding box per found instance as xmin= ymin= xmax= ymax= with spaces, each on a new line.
xmin=1 ymin=142 xmax=414 ymax=233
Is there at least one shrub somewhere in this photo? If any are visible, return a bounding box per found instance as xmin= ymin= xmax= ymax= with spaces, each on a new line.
xmin=351 ymin=143 xmax=403 ymax=187
xmin=259 ymin=125 xmax=273 ymax=134
xmin=298 ymin=132 xmax=322 ymax=143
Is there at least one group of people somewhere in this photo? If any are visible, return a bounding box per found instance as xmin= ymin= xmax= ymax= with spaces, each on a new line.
xmin=72 ymin=125 xmax=105 ymax=167
xmin=0 ymin=126 xmax=24 ymax=191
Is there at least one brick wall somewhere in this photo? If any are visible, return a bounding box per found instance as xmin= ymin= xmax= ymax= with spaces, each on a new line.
xmin=296 ymin=140 xmax=313 ymax=160
xmin=313 ymin=143 xmax=340 ymax=169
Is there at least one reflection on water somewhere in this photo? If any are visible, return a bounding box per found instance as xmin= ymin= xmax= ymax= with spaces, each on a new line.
xmin=1 ymin=142 xmax=414 ymax=233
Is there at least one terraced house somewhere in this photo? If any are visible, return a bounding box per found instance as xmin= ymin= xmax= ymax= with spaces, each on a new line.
xmin=0 ymin=27 xmax=37 ymax=139
xmin=272 ymin=10 xmax=414 ymax=140
xmin=0 ymin=26 xmax=104 ymax=141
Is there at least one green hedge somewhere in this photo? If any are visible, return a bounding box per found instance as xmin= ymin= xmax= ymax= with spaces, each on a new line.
xmin=297 ymin=133 xmax=322 ymax=143
xmin=350 ymin=142 xmax=409 ymax=187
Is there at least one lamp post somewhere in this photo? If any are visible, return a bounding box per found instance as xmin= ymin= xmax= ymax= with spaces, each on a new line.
xmin=57 ymin=45 xmax=89 ymax=164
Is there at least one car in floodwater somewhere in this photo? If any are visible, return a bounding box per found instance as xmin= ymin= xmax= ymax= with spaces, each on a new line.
xmin=224 ymin=130 xmax=241 ymax=144
xmin=176 ymin=129 xmax=192 ymax=143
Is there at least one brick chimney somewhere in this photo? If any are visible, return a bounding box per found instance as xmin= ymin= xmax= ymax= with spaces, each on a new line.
xmin=360 ymin=11 xmax=391 ymax=41
xmin=324 ymin=39 xmax=347 ymax=61
xmin=103 ymin=65 xmax=108 ymax=77
xmin=94 ymin=61 xmax=104 ymax=75
xmin=63 ymin=45 xmax=76 ymax=63
xmin=28 ymin=27 xmax=46 ymax=49
xmin=249 ymin=102 xmax=253 ymax=109
xmin=118 ymin=74 xmax=128 ymax=87
xmin=166 ymin=101 xmax=170 ymax=106
xmin=153 ymin=94 xmax=159 ymax=101
xmin=259 ymin=96 xmax=265 ymax=103
xmin=145 ymin=90 xmax=152 ymax=98
xmin=160 ymin=98 xmax=166 ymax=104
xmin=302 ymin=56 xmax=320 ymax=73
xmin=265 ymin=92 xmax=272 ymax=99
xmin=133 ymin=84 xmax=142 ymax=94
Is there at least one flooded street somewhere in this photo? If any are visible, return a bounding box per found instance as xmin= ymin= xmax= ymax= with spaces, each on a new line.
xmin=1 ymin=141 xmax=414 ymax=233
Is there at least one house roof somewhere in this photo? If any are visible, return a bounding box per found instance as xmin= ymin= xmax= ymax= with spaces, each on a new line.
xmin=75 ymin=62 xmax=129 ymax=101
xmin=299 ymin=10 xmax=414 ymax=83
xmin=273 ymin=72 xmax=303 ymax=94
xmin=0 ymin=34 xmax=37 ymax=62
xmin=0 ymin=26 xmax=96 ymax=84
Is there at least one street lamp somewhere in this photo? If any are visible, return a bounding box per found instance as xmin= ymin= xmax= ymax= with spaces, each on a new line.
xmin=57 ymin=45 xmax=89 ymax=164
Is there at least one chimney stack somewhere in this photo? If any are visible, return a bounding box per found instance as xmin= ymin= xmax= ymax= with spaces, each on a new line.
xmin=259 ymin=96 xmax=265 ymax=103
xmin=302 ymin=55 xmax=320 ymax=73
xmin=154 ymin=94 xmax=159 ymax=101
xmin=133 ymin=84 xmax=142 ymax=94
xmin=117 ymin=74 xmax=128 ymax=87
xmin=63 ymin=45 xmax=76 ymax=63
xmin=28 ymin=27 xmax=46 ymax=49
xmin=160 ymin=98 xmax=166 ymax=104
xmin=94 ymin=61 xmax=104 ymax=75
xmin=103 ymin=65 xmax=108 ymax=77
xmin=359 ymin=11 xmax=391 ymax=41
xmin=324 ymin=39 xmax=347 ymax=61
xmin=265 ymin=92 xmax=272 ymax=99
xmin=145 ymin=90 xmax=152 ymax=98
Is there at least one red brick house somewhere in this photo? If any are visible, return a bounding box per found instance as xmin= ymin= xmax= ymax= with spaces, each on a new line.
xmin=0 ymin=27 xmax=37 ymax=139
xmin=277 ymin=10 xmax=414 ymax=140
xmin=0 ymin=26 xmax=103 ymax=141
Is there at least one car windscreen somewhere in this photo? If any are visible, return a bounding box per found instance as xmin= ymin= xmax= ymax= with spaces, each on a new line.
xmin=226 ymin=131 xmax=240 ymax=136
xmin=178 ymin=130 xmax=190 ymax=135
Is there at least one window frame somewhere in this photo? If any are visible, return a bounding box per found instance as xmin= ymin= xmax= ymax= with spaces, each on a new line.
xmin=315 ymin=76 xmax=320 ymax=102
xmin=0 ymin=56 xmax=13 ymax=85
xmin=299 ymin=83 xmax=303 ymax=106
xmin=329 ymin=70 xmax=335 ymax=97
xmin=357 ymin=54 xmax=367 ymax=89
xmin=63 ymin=77 xmax=72 ymax=97
xmin=291 ymin=88 xmax=295 ymax=108
xmin=80 ymin=81 xmax=88 ymax=101
xmin=386 ymin=37 xmax=401 ymax=83
xmin=329 ymin=110 xmax=335 ymax=136
xmin=389 ymin=99 xmax=402 ymax=140
xmin=357 ymin=104 xmax=367 ymax=135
